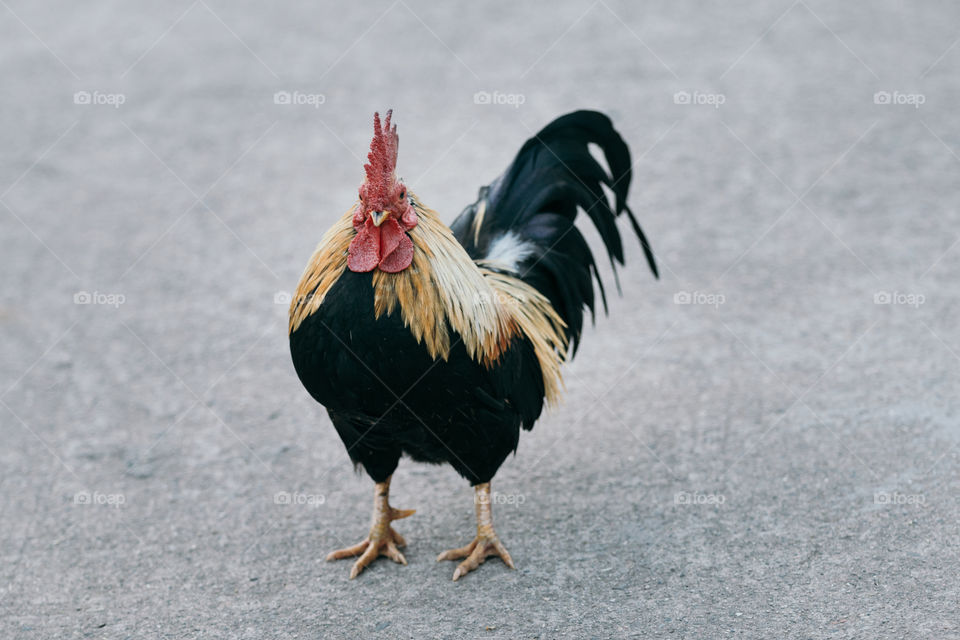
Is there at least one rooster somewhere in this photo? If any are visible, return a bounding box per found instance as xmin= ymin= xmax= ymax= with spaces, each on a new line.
xmin=288 ymin=110 xmax=658 ymax=580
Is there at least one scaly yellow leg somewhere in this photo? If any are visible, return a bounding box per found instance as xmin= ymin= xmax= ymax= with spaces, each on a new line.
xmin=437 ymin=483 xmax=516 ymax=581
xmin=326 ymin=475 xmax=415 ymax=579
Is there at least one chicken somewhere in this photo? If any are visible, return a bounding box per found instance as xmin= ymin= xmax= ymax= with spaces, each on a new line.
xmin=288 ymin=110 xmax=658 ymax=580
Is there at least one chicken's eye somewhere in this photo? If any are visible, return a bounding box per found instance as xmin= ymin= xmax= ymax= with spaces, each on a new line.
xmin=399 ymin=187 xmax=406 ymax=199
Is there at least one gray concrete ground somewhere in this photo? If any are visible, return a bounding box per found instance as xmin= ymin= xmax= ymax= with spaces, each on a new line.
xmin=2 ymin=1 xmax=958 ymax=638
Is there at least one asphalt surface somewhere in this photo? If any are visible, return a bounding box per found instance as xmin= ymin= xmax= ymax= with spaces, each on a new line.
xmin=2 ymin=1 xmax=959 ymax=638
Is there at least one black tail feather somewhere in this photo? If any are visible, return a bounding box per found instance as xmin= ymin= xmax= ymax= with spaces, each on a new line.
xmin=451 ymin=110 xmax=658 ymax=353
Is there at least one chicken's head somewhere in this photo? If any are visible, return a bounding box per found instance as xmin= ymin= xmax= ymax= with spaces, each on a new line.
xmin=348 ymin=110 xmax=418 ymax=273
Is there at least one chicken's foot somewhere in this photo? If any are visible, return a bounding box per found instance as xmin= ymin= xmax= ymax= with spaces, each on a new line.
xmin=437 ymin=482 xmax=516 ymax=581
xmin=326 ymin=475 xmax=415 ymax=579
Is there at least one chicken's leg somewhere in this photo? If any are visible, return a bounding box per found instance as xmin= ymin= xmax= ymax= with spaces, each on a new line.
xmin=326 ymin=475 xmax=415 ymax=579
xmin=437 ymin=482 xmax=515 ymax=581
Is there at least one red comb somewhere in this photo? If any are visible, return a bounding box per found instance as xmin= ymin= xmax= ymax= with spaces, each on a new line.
xmin=363 ymin=110 xmax=399 ymax=199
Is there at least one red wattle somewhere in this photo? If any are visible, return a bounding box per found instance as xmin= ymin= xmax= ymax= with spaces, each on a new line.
xmin=378 ymin=220 xmax=414 ymax=272
xmin=347 ymin=217 xmax=415 ymax=273
xmin=347 ymin=223 xmax=380 ymax=272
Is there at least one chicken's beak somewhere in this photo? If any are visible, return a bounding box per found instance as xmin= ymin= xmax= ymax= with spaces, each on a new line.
xmin=370 ymin=211 xmax=389 ymax=227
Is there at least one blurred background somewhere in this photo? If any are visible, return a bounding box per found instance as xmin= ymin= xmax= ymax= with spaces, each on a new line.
xmin=1 ymin=1 xmax=958 ymax=637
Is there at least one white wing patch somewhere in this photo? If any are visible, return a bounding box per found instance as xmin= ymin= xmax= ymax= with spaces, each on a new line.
xmin=484 ymin=231 xmax=536 ymax=272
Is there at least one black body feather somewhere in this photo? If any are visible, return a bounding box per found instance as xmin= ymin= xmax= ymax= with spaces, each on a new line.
xmin=290 ymin=270 xmax=545 ymax=485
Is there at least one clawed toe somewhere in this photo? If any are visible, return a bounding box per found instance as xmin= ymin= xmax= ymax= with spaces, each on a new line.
xmin=329 ymin=523 xmax=411 ymax=579
xmin=438 ymin=534 xmax=515 ymax=581
xmin=436 ymin=540 xmax=476 ymax=562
